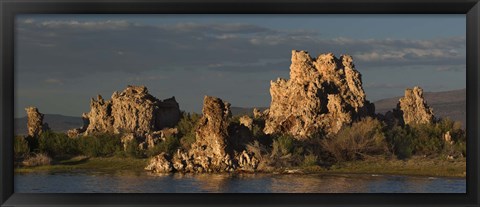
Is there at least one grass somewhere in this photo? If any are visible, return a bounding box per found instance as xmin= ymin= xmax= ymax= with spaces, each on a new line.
xmin=299 ymin=156 xmax=466 ymax=178
xmin=15 ymin=156 xmax=148 ymax=174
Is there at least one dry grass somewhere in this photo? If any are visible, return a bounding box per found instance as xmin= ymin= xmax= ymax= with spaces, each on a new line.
xmin=328 ymin=156 xmax=466 ymax=178
xmin=22 ymin=153 xmax=52 ymax=167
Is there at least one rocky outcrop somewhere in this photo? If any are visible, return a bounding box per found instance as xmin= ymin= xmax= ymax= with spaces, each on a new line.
xmin=25 ymin=107 xmax=50 ymax=138
xmin=239 ymin=115 xmax=253 ymax=130
xmin=84 ymin=95 xmax=114 ymax=135
xmin=236 ymin=150 xmax=259 ymax=172
xmin=444 ymin=131 xmax=454 ymax=145
xmin=184 ymin=96 xmax=235 ymax=172
xmin=264 ymin=50 xmax=374 ymax=139
xmin=253 ymin=108 xmax=262 ymax=119
xmin=140 ymin=128 xmax=178 ymax=150
xmin=69 ymin=85 xmax=181 ymax=137
xmin=144 ymin=153 xmax=173 ymax=173
xmin=396 ymin=86 xmax=434 ymax=125
xmin=146 ymin=96 xmax=259 ymax=173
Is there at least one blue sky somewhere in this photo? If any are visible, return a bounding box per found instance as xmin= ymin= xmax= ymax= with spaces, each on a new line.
xmin=15 ymin=15 xmax=466 ymax=117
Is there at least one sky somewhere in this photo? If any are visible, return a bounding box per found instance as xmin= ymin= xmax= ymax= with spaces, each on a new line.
xmin=15 ymin=14 xmax=466 ymax=118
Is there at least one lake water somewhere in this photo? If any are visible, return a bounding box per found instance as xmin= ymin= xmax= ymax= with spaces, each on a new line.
xmin=14 ymin=171 xmax=465 ymax=193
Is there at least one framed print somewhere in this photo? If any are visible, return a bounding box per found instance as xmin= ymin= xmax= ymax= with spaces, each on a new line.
xmin=1 ymin=0 xmax=479 ymax=206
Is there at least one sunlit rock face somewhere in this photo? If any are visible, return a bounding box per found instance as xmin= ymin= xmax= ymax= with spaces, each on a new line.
xmin=188 ymin=96 xmax=234 ymax=172
xmin=25 ymin=107 xmax=50 ymax=138
xmin=146 ymin=96 xmax=259 ymax=173
xmin=70 ymin=85 xmax=181 ymax=137
xmin=264 ymin=50 xmax=374 ymax=139
xmin=397 ymin=86 xmax=435 ymax=125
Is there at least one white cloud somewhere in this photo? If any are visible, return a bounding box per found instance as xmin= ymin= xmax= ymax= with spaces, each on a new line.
xmin=36 ymin=20 xmax=131 ymax=30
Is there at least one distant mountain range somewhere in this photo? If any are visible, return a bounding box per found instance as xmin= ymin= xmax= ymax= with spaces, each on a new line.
xmin=15 ymin=114 xmax=83 ymax=136
xmin=14 ymin=89 xmax=466 ymax=135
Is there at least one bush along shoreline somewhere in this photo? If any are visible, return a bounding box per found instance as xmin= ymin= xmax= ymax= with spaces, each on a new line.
xmin=15 ymin=111 xmax=466 ymax=178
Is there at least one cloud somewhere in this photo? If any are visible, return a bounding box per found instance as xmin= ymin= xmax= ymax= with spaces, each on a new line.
xmin=35 ymin=20 xmax=132 ymax=30
xmin=16 ymin=18 xmax=465 ymax=81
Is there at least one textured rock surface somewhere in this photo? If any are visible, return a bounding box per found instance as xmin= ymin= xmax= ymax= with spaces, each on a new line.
xmin=187 ymin=96 xmax=235 ymax=172
xmin=140 ymin=128 xmax=178 ymax=150
xmin=144 ymin=153 xmax=173 ymax=173
xmin=25 ymin=107 xmax=50 ymax=138
xmin=72 ymin=85 xmax=180 ymax=136
xmin=146 ymin=96 xmax=258 ymax=173
xmin=67 ymin=114 xmax=89 ymax=138
xmin=264 ymin=50 xmax=374 ymax=139
xmin=396 ymin=86 xmax=434 ymax=125
xmin=84 ymin=95 xmax=114 ymax=135
xmin=239 ymin=115 xmax=253 ymax=130
xmin=253 ymin=108 xmax=262 ymax=119
xmin=444 ymin=131 xmax=454 ymax=145
xmin=236 ymin=150 xmax=259 ymax=172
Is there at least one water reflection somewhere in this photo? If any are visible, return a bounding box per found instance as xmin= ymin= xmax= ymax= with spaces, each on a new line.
xmin=14 ymin=172 xmax=466 ymax=193
xmin=270 ymin=174 xmax=362 ymax=193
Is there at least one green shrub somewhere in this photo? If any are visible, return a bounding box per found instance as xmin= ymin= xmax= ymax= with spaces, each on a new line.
xmin=14 ymin=136 xmax=30 ymax=158
xmin=177 ymin=112 xmax=201 ymax=137
xmin=124 ymin=139 xmax=144 ymax=158
xmin=301 ymin=153 xmax=318 ymax=167
xmin=180 ymin=133 xmax=196 ymax=150
xmin=38 ymin=130 xmax=78 ymax=157
xmin=411 ymin=123 xmax=444 ymax=156
xmin=176 ymin=112 xmax=200 ymax=150
xmin=271 ymin=134 xmax=295 ymax=157
xmin=385 ymin=125 xmax=415 ymax=159
xmin=146 ymin=136 xmax=180 ymax=157
xmin=77 ymin=133 xmax=122 ymax=157
xmin=385 ymin=118 xmax=467 ymax=158
xmin=321 ymin=117 xmax=388 ymax=162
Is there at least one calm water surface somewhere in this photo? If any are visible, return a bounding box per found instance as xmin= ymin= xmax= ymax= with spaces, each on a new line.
xmin=15 ymin=171 xmax=465 ymax=193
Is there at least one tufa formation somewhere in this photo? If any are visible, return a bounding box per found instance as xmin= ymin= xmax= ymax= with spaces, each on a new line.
xmin=384 ymin=86 xmax=435 ymax=126
xmin=25 ymin=107 xmax=50 ymax=138
xmin=68 ymin=85 xmax=181 ymax=137
xmin=146 ymin=96 xmax=258 ymax=173
xmin=264 ymin=50 xmax=374 ymax=139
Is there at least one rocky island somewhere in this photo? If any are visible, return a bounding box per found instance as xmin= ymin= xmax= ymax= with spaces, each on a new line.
xmin=15 ymin=50 xmax=466 ymax=177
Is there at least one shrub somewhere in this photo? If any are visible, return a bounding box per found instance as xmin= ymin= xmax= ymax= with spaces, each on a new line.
xmin=321 ymin=117 xmax=388 ymax=162
xmin=123 ymin=138 xmax=144 ymax=158
xmin=38 ymin=130 xmax=78 ymax=157
xmin=177 ymin=112 xmax=201 ymax=137
xmin=385 ymin=118 xmax=467 ymax=158
xmin=271 ymin=134 xmax=295 ymax=157
xmin=14 ymin=136 xmax=30 ymax=158
xmin=301 ymin=153 xmax=318 ymax=167
xmin=77 ymin=133 xmax=123 ymax=157
xmin=267 ymin=134 xmax=306 ymax=168
xmin=180 ymin=133 xmax=196 ymax=151
xmin=22 ymin=153 xmax=52 ymax=167
xmin=410 ymin=123 xmax=444 ymax=156
xmin=146 ymin=136 xmax=180 ymax=157
xmin=246 ymin=140 xmax=274 ymax=171
xmin=385 ymin=125 xmax=415 ymax=159
xmin=176 ymin=112 xmax=200 ymax=150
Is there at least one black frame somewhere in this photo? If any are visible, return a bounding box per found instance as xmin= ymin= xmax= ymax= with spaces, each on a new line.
xmin=1 ymin=0 xmax=479 ymax=206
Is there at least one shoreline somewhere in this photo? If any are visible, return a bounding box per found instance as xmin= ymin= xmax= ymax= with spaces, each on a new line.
xmin=15 ymin=156 xmax=466 ymax=178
